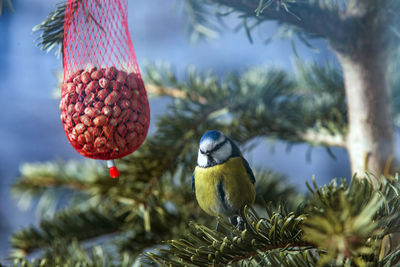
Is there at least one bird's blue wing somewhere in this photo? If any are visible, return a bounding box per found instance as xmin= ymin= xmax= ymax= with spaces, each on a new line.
xmin=217 ymin=180 xmax=229 ymax=211
xmin=242 ymin=157 xmax=256 ymax=184
xmin=229 ymin=139 xmax=242 ymax=158
xmin=191 ymin=172 xmax=195 ymax=192
xmin=228 ymin=139 xmax=256 ymax=184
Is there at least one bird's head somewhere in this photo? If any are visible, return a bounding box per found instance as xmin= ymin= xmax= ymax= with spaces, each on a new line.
xmin=197 ymin=130 xmax=232 ymax=167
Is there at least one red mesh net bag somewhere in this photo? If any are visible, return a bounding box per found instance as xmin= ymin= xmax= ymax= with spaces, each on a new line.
xmin=59 ymin=0 xmax=150 ymax=178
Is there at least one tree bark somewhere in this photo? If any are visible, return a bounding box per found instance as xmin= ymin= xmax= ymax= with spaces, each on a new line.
xmin=336 ymin=48 xmax=395 ymax=181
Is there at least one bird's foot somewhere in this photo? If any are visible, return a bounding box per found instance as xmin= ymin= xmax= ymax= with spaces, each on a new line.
xmin=229 ymin=215 xmax=245 ymax=231
xmin=237 ymin=216 xmax=245 ymax=231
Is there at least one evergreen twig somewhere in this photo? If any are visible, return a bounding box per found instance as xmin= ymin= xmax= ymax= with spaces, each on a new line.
xmin=147 ymin=205 xmax=313 ymax=267
xmin=0 ymin=0 xmax=14 ymax=16
xmin=10 ymin=206 xmax=127 ymax=257
xmin=32 ymin=1 xmax=68 ymax=56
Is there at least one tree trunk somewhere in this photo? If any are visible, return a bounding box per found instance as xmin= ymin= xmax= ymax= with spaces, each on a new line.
xmin=336 ymin=48 xmax=395 ymax=182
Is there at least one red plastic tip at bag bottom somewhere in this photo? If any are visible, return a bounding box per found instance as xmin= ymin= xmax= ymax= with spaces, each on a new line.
xmin=107 ymin=160 xmax=119 ymax=179
xmin=109 ymin=166 xmax=120 ymax=179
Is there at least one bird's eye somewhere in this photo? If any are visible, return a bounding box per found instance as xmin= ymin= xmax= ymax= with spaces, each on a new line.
xmin=200 ymin=149 xmax=206 ymax=155
xmin=213 ymin=138 xmax=228 ymax=152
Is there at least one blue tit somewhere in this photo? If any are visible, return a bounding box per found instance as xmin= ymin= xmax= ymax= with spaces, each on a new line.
xmin=192 ymin=130 xmax=256 ymax=230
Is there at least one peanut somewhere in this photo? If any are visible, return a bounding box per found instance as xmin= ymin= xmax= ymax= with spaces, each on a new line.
xmin=117 ymin=124 xmax=127 ymax=136
xmin=108 ymin=117 xmax=118 ymax=126
xmin=67 ymin=104 xmax=75 ymax=114
xmin=116 ymin=70 xmax=127 ymax=84
xmin=91 ymin=70 xmax=103 ymax=80
xmin=105 ymin=66 xmax=117 ymax=79
xmin=139 ymin=114 xmax=148 ymax=126
xmin=112 ymin=105 xmax=121 ymax=118
xmin=74 ymin=102 xmax=84 ymax=113
xmin=120 ymin=86 xmax=132 ymax=99
xmin=75 ymin=83 xmax=84 ymax=94
xmin=131 ymin=99 xmax=140 ymax=110
xmin=114 ymin=132 xmax=126 ymax=147
xmin=127 ymin=73 xmax=138 ymax=89
xmin=77 ymin=134 xmax=86 ymax=145
xmin=105 ymin=91 xmax=119 ymax=105
xmin=80 ymin=115 xmax=91 ymax=126
xmin=99 ymin=78 xmax=109 ymax=88
xmin=129 ymin=111 xmax=138 ymax=122
xmin=102 ymin=106 xmax=112 ymax=116
xmin=85 ymin=81 xmax=99 ymax=95
xmin=94 ymin=136 xmax=107 ymax=148
xmin=73 ymin=75 xmax=81 ymax=84
xmin=84 ymin=92 xmax=95 ymax=106
xmin=126 ymin=131 xmax=137 ymax=143
xmin=93 ymin=115 xmax=107 ymax=127
xmin=119 ymin=99 xmax=131 ymax=109
xmin=93 ymin=101 xmax=104 ymax=110
xmin=75 ymin=123 xmax=86 ymax=134
xmin=103 ymin=125 xmax=114 ymax=137
xmin=97 ymin=89 xmax=109 ymax=101
xmin=80 ymin=71 xmax=91 ymax=84
xmin=72 ymin=113 xmax=80 ymax=123
xmin=66 ymin=82 xmax=75 ymax=94
xmin=126 ymin=121 xmax=135 ymax=132
xmin=84 ymin=107 xmax=100 ymax=118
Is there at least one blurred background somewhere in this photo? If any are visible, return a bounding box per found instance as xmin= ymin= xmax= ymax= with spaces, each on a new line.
xmin=0 ymin=0 xmax=352 ymax=261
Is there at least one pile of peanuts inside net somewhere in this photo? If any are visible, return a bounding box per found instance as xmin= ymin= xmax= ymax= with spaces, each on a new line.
xmin=60 ymin=66 xmax=150 ymax=160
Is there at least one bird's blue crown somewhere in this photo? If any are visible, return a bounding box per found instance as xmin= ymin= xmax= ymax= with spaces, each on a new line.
xmin=200 ymin=130 xmax=221 ymax=144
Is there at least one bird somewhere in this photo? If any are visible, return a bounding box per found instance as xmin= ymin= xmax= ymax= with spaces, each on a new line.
xmin=192 ymin=130 xmax=256 ymax=230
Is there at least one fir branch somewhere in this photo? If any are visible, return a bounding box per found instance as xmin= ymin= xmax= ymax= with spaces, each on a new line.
xmin=294 ymin=60 xmax=347 ymax=141
xmin=11 ymin=170 xmax=193 ymax=263
xmin=33 ymin=0 xmax=101 ymax=56
xmin=254 ymin=170 xmax=304 ymax=210
xmin=0 ymin=0 xmax=14 ymax=16
xmin=300 ymin=129 xmax=345 ymax=147
xmin=144 ymin=62 xmax=347 ymax=150
xmin=10 ymin=205 xmax=127 ymax=257
xmin=11 ymin=160 xmax=114 ymax=216
xmin=146 ymin=205 xmax=314 ymax=266
xmin=183 ymin=0 xmax=219 ymax=42
xmin=146 ymin=83 xmax=207 ymax=104
xmin=9 ymin=244 xmax=136 ymax=267
xmin=259 ymin=250 xmax=319 ymax=267
xmin=13 ymin=161 xmax=106 ymax=193
xmin=303 ymin=176 xmax=400 ymax=266
xmin=204 ymin=0 xmax=347 ymax=50
xmin=39 ymin=242 xmax=120 ymax=267
xmin=197 ymin=1 xmax=400 ymax=54
xmin=32 ymin=1 xmax=67 ymax=55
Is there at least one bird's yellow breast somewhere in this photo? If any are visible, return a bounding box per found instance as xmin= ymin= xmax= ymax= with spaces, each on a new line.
xmin=194 ymin=157 xmax=255 ymax=217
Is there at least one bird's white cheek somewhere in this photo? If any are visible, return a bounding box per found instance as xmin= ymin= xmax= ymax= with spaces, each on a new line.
xmin=214 ymin=143 xmax=232 ymax=163
xmin=197 ymin=153 xmax=208 ymax=167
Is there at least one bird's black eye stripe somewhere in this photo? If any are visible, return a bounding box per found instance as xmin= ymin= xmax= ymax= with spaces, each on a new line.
xmin=210 ymin=138 xmax=228 ymax=153
xmin=200 ymin=138 xmax=228 ymax=155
